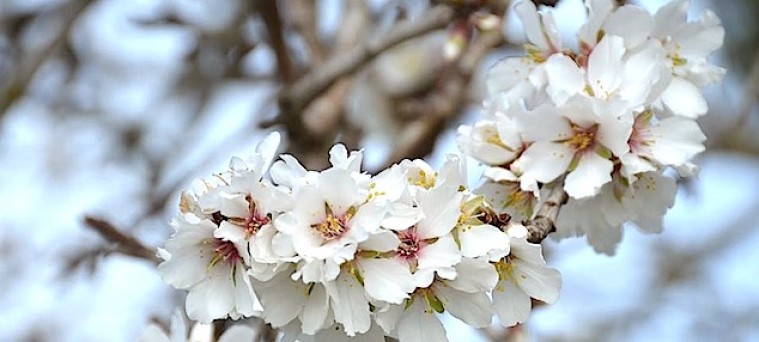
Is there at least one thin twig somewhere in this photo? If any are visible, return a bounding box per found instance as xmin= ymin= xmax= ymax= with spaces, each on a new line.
xmin=83 ymin=216 xmax=160 ymax=264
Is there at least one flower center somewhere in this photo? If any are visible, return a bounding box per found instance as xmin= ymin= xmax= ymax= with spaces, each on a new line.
xmin=311 ymin=204 xmax=354 ymax=241
xmin=564 ymin=123 xmax=598 ymax=152
xmin=208 ymin=239 xmax=241 ymax=269
xmin=396 ymin=229 xmax=422 ymax=260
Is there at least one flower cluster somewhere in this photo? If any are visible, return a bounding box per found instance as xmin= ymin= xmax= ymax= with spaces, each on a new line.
xmin=458 ymin=0 xmax=724 ymax=254
xmin=157 ymin=132 xmax=560 ymax=341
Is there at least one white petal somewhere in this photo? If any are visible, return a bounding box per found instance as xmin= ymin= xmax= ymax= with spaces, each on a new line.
xmin=518 ymin=141 xmax=574 ymax=187
xmin=587 ymin=35 xmax=626 ymax=97
xmin=514 ymin=0 xmax=550 ymax=50
xmin=329 ymin=272 xmax=371 ymax=336
xmin=257 ymin=272 xmax=307 ymax=328
xmin=416 ymin=235 xmax=462 ymax=273
xmin=433 ymin=284 xmax=493 ymax=328
xmin=646 ymin=117 xmax=706 ymax=167
xmin=359 ymin=231 xmax=400 ymax=252
xmin=492 ymin=280 xmax=531 ymax=327
xmin=300 ymin=284 xmax=330 ymax=335
xmin=416 ymin=189 xmax=462 ymax=239
xmin=544 ymin=54 xmax=584 ymax=105
xmin=513 ymin=259 xmax=561 ymax=304
xmin=446 ymin=258 xmax=499 ymax=293
xmin=458 ymin=224 xmax=510 ymax=260
xmin=186 ymin=265 xmax=236 ymax=323
xmin=517 ymin=104 xmax=572 ymax=142
xmin=397 ymin=298 xmax=448 ymax=342
xmin=661 ymin=77 xmax=707 ymax=118
xmin=603 ymin=6 xmax=653 ymax=48
xmin=564 ymin=153 xmax=613 ymax=199
xmin=359 ymin=258 xmax=415 ymax=304
xmin=382 ymin=202 xmax=424 ymax=231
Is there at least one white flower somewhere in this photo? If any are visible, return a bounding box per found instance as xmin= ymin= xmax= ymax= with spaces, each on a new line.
xmin=515 ymin=97 xmax=632 ymax=198
xmin=652 ymin=0 xmax=725 ymax=118
xmin=456 ymin=116 xmax=523 ymax=166
xmin=492 ymin=225 xmax=561 ymax=327
xmin=274 ymin=166 xmax=385 ymax=282
xmin=476 ymin=167 xmax=538 ymax=222
xmin=555 ymin=172 xmax=677 ymax=254
xmin=157 ymin=214 xmax=262 ymax=323
xmin=621 ymin=109 xmax=706 ymax=178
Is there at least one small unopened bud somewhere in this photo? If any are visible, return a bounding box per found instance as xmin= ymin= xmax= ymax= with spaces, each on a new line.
xmin=445 ymin=20 xmax=472 ymax=61
xmin=472 ymin=12 xmax=501 ymax=31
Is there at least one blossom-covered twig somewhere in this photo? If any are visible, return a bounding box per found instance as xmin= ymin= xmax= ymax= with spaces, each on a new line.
xmin=82 ymin=216 xmax=160 ymax=264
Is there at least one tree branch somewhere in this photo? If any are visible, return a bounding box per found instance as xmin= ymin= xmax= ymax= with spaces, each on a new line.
xmin=258 ymin=0 xmax=296 ymax=83
xmin=83 ymin=216 xmax=160 ymax=264
xmin=524 ymin=179 xmax=568 ymax=243
xmin=279 ymin=5 xmax=455 ymax=120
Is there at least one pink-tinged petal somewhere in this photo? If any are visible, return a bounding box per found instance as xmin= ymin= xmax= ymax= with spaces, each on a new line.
xmin=492 ymin=280 xmax=531 ymax=327
xmin=518 ymin=104 xmax=572 ymax=142
xmin=397 ymin=298 xmax=448 ymax=342
xmin=433 ymin=284 xmax=494 ymax=328
xmin=518 ymin=141 xmax=574 ymax=187
xmin=646 ymin=117 xmax=706 ymax=167
xmin=359 ymin=258 xmax=415 ymax=304
xmin=564 ymin=153 xmax=613 ymax=199
xmin=300 ymin=284 xmax=330 ymax=335
xmin=512 ymin=259 xmax=561 ymax=304
xmin=447 ymin=258 xmax=499 ymax=293
xmin=544 ymin=54 xmax=584 ymax=105
xmin=661 ymin=77 xmax=708 ymax=118
xmin=587 ymin=35 xmax=626 ymax=98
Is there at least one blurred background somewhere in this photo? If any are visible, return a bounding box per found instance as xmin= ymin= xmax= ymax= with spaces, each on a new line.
xmin=1 ymin=0 xmax=757 ymax=341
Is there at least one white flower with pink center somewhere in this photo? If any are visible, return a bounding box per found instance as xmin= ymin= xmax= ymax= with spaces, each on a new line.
xmin=157 ymin=214 xmax=262 ymax=323
xmin=515 ymin=97 xmax=632 ymax=198
xmin=274 ymin=166 xmax=385 ymax=283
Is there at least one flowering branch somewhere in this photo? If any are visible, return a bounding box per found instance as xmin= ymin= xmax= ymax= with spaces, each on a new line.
xmin=82 ymin=216 xmax=160 ymax=264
